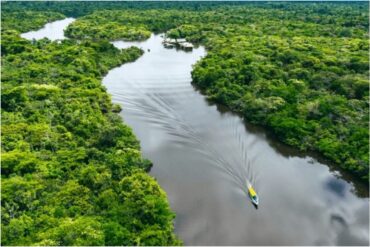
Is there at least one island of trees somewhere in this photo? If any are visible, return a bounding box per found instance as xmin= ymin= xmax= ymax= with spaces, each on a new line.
xmin=1 ymin=1 xmax=369 ymax=246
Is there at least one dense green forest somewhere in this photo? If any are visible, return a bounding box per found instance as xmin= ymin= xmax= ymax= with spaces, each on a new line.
xmin=39 ymin=1 xmax=368 ymax=180
xmin=1 ymin=10 xmax=180 ymax=246
xmin=1 ymin=1 xmax=369 ymax=246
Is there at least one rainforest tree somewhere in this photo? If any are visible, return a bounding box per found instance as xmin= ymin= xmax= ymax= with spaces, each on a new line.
xmin=1 ymin=2 xmax=369 ymax=246
xmin=48 ymin=2 xmax=369 ymax=180
xmin=1 ymin=11 xmax=181 ymax=246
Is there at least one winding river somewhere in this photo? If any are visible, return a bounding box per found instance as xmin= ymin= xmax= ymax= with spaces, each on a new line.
xmin=23 ymin=19 xmax=369 ymax=246
xmin=21 ymin=18 xmax=75 ymax=41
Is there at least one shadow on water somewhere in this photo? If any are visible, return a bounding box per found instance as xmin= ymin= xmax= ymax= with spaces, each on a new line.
xmin=202 ymin=95 xmax=369 ymax=198
xmin=103 ymin=33 xmax=369 ymax=245
xmin=23 ymin=19 xmax=370 ymax=246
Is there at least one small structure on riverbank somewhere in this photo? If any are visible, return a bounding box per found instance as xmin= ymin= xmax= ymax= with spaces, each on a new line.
xmin=162 ymin=37 xmax=193 ymax=51
xmin=180 ymin=42 xmax=194 ymax=51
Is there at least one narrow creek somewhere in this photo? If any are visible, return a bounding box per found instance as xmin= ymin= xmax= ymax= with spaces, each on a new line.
xmin=23 ymin=19 xmax=369 ymax=246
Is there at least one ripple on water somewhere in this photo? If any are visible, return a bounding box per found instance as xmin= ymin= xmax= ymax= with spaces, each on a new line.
xmin=102 ymin=33 xmax=369 ymax=245
xmin=19 ymin=20 xmax=368 ymax=245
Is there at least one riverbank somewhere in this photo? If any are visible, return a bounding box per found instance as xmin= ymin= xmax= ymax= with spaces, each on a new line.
xmin=36 ymin=3 xmax=368 ymax=182
xmin=103 ymin=33 xmax=369 ymax=245
xmin=1 ymin=16 xmax=181 ymax=245
xmin=2 ymin=3 xmax=369 ymax=245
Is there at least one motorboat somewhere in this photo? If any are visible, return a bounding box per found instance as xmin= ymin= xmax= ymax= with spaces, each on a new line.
xmin=247 ymin=183 xmax=259 ymax=207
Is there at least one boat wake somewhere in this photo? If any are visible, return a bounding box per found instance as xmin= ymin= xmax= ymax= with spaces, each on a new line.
xmin=111 ymin=74 xmax=259 ymax=207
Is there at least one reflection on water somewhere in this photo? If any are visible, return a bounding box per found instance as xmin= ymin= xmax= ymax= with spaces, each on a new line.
xmin=103 ymin=34 xmax=369 ymax=245
xmin=22 ymin=18 xmax=368 ymax=245
xmin=21 ymin=18 xmax=75 ymax=41
xmin=22 ymin=18 xmax=369 ymax=245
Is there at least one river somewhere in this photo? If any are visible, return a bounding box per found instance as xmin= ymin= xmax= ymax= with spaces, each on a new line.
xmin=21 ymin=18 xmax=75 ymax=41
xmin=22 ymin=19 xmax=369 ymax=246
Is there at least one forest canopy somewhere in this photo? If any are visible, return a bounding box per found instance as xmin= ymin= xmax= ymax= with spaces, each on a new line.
xmin=1 ymin=9 xmax=181 ymax=246
xmin=40 ymin=2 xmax=369 ymax=181
xmin=1 ymin=1 xmax=369 ymax=246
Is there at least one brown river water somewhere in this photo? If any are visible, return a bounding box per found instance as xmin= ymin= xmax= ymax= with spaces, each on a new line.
xmin=23 ymin=20 xmax=369 ymax=246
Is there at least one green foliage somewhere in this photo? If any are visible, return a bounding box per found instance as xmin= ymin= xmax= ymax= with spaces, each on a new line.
xmin=57 ymin=2 xmax=369 ymax=181
xmin=1 ymin=12 xmax=180 ymax=246
xmin=1 ymin=11 xmax=65 ymax=32
xmin=65 ymin=19 xmax=151 ymax=41
xmin=1 ymin=2 xmax=369 ymax=245
xmin=35 ymin=216 xmax=105 ymax=246
xmin=185 ymin=5 xmax=369 ymax=180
